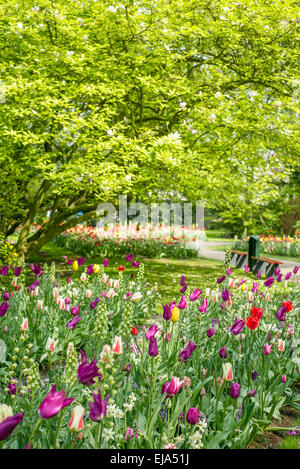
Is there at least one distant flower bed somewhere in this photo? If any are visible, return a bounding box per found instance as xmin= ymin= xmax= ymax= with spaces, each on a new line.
xmin=233 ymin=234 xmax=300 ymax=258
xmin=0 ymin=255 xmax=299 ymax=449
xmin=54 ymin=223 xmax=204 ymax=259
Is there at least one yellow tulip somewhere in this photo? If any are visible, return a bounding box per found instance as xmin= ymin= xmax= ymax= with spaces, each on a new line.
xmin=171 ymin=306 xmax=180 ymax=322
xmin=93 ymin=264 xmax=100 ymax=274
xmin=73 ymin=260 xmax=78 ymax=271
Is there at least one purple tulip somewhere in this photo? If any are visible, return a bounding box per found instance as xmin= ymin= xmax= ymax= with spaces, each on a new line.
xmin=285 ymin=272 xmax=292 ymax=280
xmin=189 ymin=288 xmax=202 ymax=301
xmin=132 ymin=260 xmax=140 ymax=268
xmin=293 ymin=266 xmax=299 ymax=275
xmin=217 ymin=275 xmax=226 ymax=284
xmin=247 ymin=390 xmax=256 ymax=397
xmin=277 ymin=273 xmax=283 ymax=282
xmin=256 ymin=270 xmax=262 ymax=279
xmin=186 ymin=407 xmax=200 ymax=425
xmin=221 ymin=289 xmax=230 ymax=301
xmin=27 ymin=279 xmax=40 ymax=291
xmin=148 ymin=336 xmax=158 ymax=357
xmin=0 ymin=301 xmax=10 ymax=317
xmin=230 ymin=318 xmax=245 ymax=336
xmin=87 ymin=264 xmax=94 ymax=275
xmin=268 ymin=332 xmax=272 ymax=342
xmin=211 ymin=318 xmax=220 ymax=328
xmin=78 ymin=350 xmax=102 ymax=386
xmin=3 ymin=292 xmax=9 ymax=301
xmin=180 ymin=275 xmax=186 ymax=286
xmin=178 ymin=295 xmax=187 ymax=310
xmin=0 ymin=412 xmax=24 ymax=440
xmin=65 ymin=297 xmax=71 ymax=305
xmin=165 ymin=333 xmax=170 ymax=342
xmin=145 ymin=324 xmax=160 ymax=340
xmin=199 ymin=298 xmax=207 ymax=313
xmin=282 ymin=375 xmax=287 ymax=383
xmin=206 ymin=328 xmax=215 ymax=337
xmin=226 ymin=268 xmax=232 ymax=275
xmin=230 ymin=382 xmax=241 ymax=398
xmin=274 ymin=268 xmax=280 ymax=276
xmin=275 ymin=305 xmax=287 ymax=322
xmin=104 ymin=258 xmax=109 ymax=267
xmin=12 ymin=266 xmax=22 ymax=277
xmin=8 ymin=379 xmax=18 ymax=395
xmin=0 ymin=265 xmax=9 ymax=276
xmin=88 ymin=389 xmax=109 ymax=421
xmin=90 ymin=300 xmax=97 ymax=310
xmin=67 ymin=316 xmax=82 ymax=330
xmin=219 ymin=347 xmax=228 ymax=359
xmin=67 ymin=277 xmax=72 ymax=283
xmin=244 ymin=265 xmax=249 ymax=273
xmin=178 ymin=341 xmax=197 ymax=362
xmin=264 ymin=277 xmax=274 ymax=287
xmin=238 ymin=279 xmax=246 ymax=286
xmin=251 ymin=282 xmax=259 ymax=293
xmin=71 ymin=306 xmax=79 ymax=316
xmin=251 ymin=370 xmax=258 ymax=381
xmin=125 ymin=253 xmax=134 ymax=262
xmin=38 ymin=385 xmax=73 ymax=419
xmin=180 ymin=284 xmax=188 ymax=293
xmin=77 ymin=256 xmax=86 ymax=266
xmin=163 ymin=304 xmax=172 ymax=321
xmin=31 ymin=263 xmax=43 ymax=277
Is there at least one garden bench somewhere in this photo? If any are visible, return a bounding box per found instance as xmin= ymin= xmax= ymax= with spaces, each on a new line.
xmin=230 ymin=249 xmax=248 ymax=268
xmin=250 ymin=255 xmax=283 ymax=277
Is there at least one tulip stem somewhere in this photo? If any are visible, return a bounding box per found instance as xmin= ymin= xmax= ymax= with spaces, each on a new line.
xmin=98 ymin=420 xmax=103 ymax=449
xmin=28 ymin=418 xmax=42 ymax=445
xmin=55 ymin=408 xmax=66 ymax=448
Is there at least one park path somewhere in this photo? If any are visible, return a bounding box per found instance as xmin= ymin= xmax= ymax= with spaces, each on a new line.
xmin=197 ymin=240 xmax=300 ymax=281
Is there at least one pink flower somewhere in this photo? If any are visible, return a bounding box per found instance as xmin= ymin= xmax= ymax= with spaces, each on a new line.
xmin=161 ymin=376 xmax=184 ymax=398
xmin=264 ymin=343 xmax=272 ymax=355
xmin=38 ymin=385 xmax=73 ymax=419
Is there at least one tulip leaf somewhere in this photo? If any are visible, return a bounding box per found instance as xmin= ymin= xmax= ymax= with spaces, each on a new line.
xmin=238 ymin=402 xmax=255 ymax=431
xmin=0 ymin=339 xmax=7 ymax=363
xmin=147 ymin=395 xmax=165 ymax=440
xmin=207 ymin=431 xmax=230 ymax=449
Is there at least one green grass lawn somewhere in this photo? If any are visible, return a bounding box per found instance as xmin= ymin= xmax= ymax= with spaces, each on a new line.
xmin=26 ymin=242 xmax=242 ymax=307
xmin=204 ymin=229 xmax=237 ymax=243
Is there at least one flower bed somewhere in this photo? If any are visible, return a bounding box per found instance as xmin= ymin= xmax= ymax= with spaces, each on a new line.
xmin=233 ymin=234 xmax=300 ymax=258
xmin=0 ymin=257 xmax=299 ymax=449
xmin=54 ymin=223 xmax=204 ymax=259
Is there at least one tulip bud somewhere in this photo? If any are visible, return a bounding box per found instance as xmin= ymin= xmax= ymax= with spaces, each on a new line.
xmin=68 ymin=405 xmax=84 ymax=433
xmin=230 ymin=382 xmax=241 ymax=398
xmin=21 ymin=318 xmax=28 ymax=331
xmin=0 ymin=404 xmax=13 ymax=423
xmin=186 ymin=407 xmax=200 ymax=425
xmin=222 ymin=362 xmax=233 ymax=381
xmin=171 ymin=306 xmax=180 ymax=322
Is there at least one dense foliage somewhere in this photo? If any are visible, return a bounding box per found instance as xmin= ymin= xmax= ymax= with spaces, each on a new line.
xmin=1 ymin=0 xmax=300 ymax=255
xmin=0 ymin=257 xmax=299 ymax=449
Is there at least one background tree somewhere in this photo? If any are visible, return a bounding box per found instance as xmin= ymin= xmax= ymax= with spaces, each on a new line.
xmin=0 ymin=0 xmax=299 ymax=257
